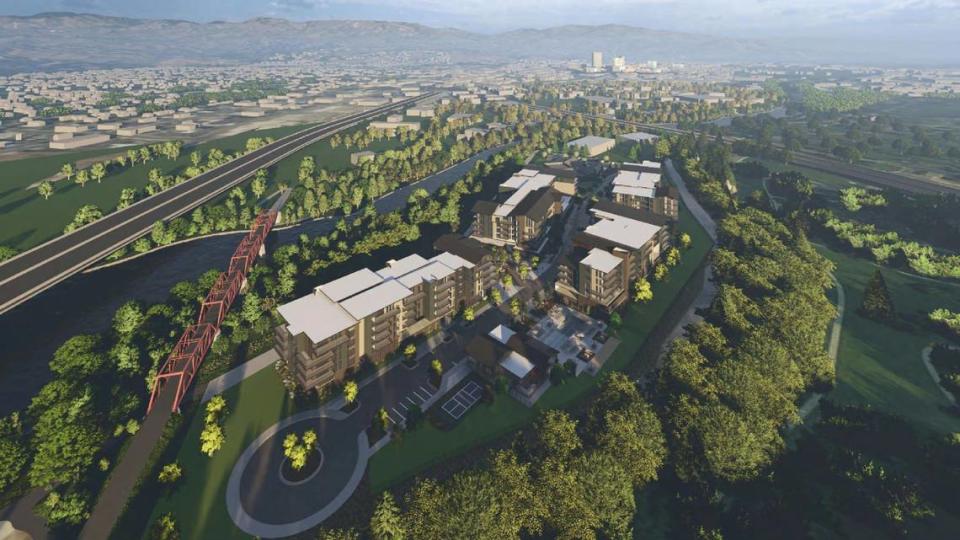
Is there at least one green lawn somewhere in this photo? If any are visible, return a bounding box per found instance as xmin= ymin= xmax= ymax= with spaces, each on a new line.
xmin=368 ymin=202 xmax=713 ymax=490
xmin=0 ymin=124 xmax=307 ymax=251
xmin=819 ymin=245 xmax=960 ymax=434
xmin=140 ymin=367 xmax=295 ymax=540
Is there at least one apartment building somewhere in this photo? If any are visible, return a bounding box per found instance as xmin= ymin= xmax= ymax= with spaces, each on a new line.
xmin=471 ymin=168 xmax=568 ymax=247
xmin=555 ymin=200 xmax=671 ymax=312
xmin=610 ymin=161 xmax=679 ymax=219
xmin=275 ymin=250 xmax=477 ymax=391
xmin=433 ymin=234 xmax=499 ymax=301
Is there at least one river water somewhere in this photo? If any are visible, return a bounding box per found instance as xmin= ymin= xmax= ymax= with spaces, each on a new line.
xmin=0 ymin=148 xmax=498 ymax=415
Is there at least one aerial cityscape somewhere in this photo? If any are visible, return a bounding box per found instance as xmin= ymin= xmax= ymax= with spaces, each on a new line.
xmin=0 ymin=1 xmax=959 ymax=539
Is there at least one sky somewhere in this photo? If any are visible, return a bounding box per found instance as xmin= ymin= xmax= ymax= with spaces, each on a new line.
xmin=2 ymin=0 xmax=960 ymax=42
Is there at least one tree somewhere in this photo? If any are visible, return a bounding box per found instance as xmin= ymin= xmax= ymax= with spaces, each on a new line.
xmin=609 ymin=312 xmax=622 ymax=328
xmin=431 ymin=358 xmax=443 ymax=378
xmin=403 ymin=343 xmax=417 ymax=359
xmin=240 ymin=292 xmax=262 ymax=324
xmin=91 ymin=162 xmax=107 ymax=183
xmin=463 ymin=306 xmax=475 ymax=322
xmin=377 ymin=407 xmax=391 ymax=433
xmin=113 ymin=300 xmax=144 ymax=337
xmin=502 ymin=274 xmax=513 ymax=288
xmin=50 ymin=334 xmax=105 ymax=378
xmin=199 ymin=424 xmax=225 ymax=457
xmin=633 ymin=277 xmax=653 ymax=303
xmin=75 ymin=168 xmax=90 ymax=188
xmin=37 ymin=180 xmax=54 ymax=200
xmin=679 ymin=232 xmax=692 ymax=249
xmin=666 ymin=246 xmax=681 ymax=267
xmin=654 ymin=263 xmax=668 ymax=282
xmin=370 ymin=492 xmax=406 ymax=540
xmin=251 ymin=175 xmax=267 ymax=200
xmin=860 ymin=269 xmax=894 ymax=322
xmin=150 ymin=512 xmax=180 ymax=540
xmin=0 ymin=413 xmax=28 ymax=492
xmin=60 ymin=163 xmax=74 ymax=181
xmin=490 ymin=288 xmax=502 ymax=304
xmin=158 ymin=462 xmax=182 ymax=484
xmin=344 ymin=380 xmax=359 ymax=405
xmin=118 ymin=187 xmax=136 ymax=209
xmin=510 ymin=296 xmax=522 ymax=320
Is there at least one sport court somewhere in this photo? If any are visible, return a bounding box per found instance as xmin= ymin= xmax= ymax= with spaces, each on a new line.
xmin=441 ymin=381 xmax=483 ymax=420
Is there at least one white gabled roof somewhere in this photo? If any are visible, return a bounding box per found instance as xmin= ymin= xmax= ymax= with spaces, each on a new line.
xmin=567 ymin=135 xmax=615 ymax=147
xmin=488 ymin=324 xmax=517 ymax=345
xmin=340 ymin=279 xmax=412 ymax=319
xmin=585 ymin=209 xmax=662 ymax=250
xmin=377 ymin=254 xmax=429 ymax=279
xmin=318 ymin=268 xmax=383 ymax=302
xmin=430 ymin=251 xmax=474 ymax=270
xmin=612 ymin=170 xmax=659 ymax=190
xmin=500 ymin=351 xmax=535 ymax=379
xmin=278 ymin=291 xmax=358 ymax=344
xmin=397 ymin=260 xmax=455 ymax=288
xmin=580 ymin=248 xmax=622 ymax=274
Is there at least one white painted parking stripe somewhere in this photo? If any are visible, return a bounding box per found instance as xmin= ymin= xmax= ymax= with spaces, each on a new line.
xmin=406 ymin=396 xmax=418 ymax=406
xmin=419 ymin=385 xmax=433 ymax=396
xmin=413 ymin=389 xmax=429 ymax=401
xmin=397 ymin=402 xmax=408 ymax=410
xmin=391 ymin=407 xmax=405 ymax=419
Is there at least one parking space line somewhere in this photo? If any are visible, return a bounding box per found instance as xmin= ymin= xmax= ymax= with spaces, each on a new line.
xmin=390 ymin=407 xmax=405 ymax=420
xmin=397 ymin=402 xmax=408 ymax=410
xmin=412 ymin=389 xmax=430 ymax=401
xmin=405 ymin=396 xmax=418 ymax=406
xmin=418 ymin=385 xmax=433 ymax=396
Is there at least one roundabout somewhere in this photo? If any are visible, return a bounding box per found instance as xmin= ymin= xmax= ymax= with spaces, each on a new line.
xmin=278 ymin=448 xmax=324 ymax=486
xmin=226 ymin=408 xmax=370 ymax=538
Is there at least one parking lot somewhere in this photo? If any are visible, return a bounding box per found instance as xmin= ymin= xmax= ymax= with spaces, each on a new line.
xmin=440 ymin=381 xmax=483 ymax=420
xmin=385 ymin=383 xmax=436 ymax=425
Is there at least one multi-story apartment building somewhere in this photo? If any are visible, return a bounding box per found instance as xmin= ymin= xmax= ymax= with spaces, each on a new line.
xmin=610 ymin=161 xmax=679 ymax=219
xmin=433 ymin=234 xmax=499 ymax=301
xmin=556 ymin=200 xmax=672 ymax=312
xmin=275 ymin=250 xmax=478 ymax=391
xmin=471 ymin=168 xmax=567 ymax=247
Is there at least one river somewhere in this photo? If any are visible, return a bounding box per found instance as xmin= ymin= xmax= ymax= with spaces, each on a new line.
xmin=0 ymin=148 xmax=500 ymax=415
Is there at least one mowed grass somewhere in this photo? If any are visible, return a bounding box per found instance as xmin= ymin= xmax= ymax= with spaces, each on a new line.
xmin=0 ymin=123 xmax=307 ymax=251
xmin=140 ymin=366 xmax=295 ymax=540
xmin=368 ymin=202 xmax=712 ymax=490
xmin=819 ymin=245 xmax=960 ymax=434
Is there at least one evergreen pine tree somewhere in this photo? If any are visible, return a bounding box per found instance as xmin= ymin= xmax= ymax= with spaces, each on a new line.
xmin=860 ymin=269 xmax=894 ymax=322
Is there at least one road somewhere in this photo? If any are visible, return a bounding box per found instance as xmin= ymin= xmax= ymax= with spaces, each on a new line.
xmin=0 ymin=93 xmax=435 ymax=315
xmin=529 ymin=104 xmax=960 ymax=196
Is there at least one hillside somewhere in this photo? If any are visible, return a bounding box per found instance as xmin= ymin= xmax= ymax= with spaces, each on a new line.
xmin=0 ymin=13 xmax=787 ymax=73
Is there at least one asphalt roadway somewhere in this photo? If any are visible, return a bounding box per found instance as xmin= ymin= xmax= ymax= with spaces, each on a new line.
xmin=0 ymin=92 xmax=435 ymax=316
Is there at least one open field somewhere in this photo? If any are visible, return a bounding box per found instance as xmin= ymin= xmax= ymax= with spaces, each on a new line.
xmin=818 ymin=245 xmax=960 ymax=435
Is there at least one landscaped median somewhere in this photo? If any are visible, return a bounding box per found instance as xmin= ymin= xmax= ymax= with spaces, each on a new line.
xmin=368 ymin=202 xmax=713 ymax=491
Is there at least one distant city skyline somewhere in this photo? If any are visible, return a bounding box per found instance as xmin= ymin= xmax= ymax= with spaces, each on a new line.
xmin=2 ymin=0 xmax=959 ymax=45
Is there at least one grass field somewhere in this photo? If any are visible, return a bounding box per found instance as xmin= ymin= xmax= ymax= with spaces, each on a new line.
xmin=141 ymin=366 xmax=295 ymax=540
xmin=0 ymin=124 xmax=307 ymax=251
xmin=367 ymin=202 xmax=712 ymax=490
xmin=819 ymin=245 xmax=960 ymax=435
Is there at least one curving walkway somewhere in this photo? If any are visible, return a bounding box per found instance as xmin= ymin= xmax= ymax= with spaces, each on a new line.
xmin=226 ymin=408 xmax=369 ymax=538
xmin=797 ymin=273 xmax=846 ymax=423
xmin=921 ymin=345 xmax=958 ymax=406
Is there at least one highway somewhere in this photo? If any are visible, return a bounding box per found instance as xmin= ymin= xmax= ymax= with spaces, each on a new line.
xmin=530 ymin=104 xmax=960 ymax=196
xmin=0 ymin=92 xmax=436 ymax=315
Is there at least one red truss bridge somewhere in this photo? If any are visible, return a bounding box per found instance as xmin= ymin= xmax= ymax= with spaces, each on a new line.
xmin=148 ymin=208 xmax=277 ymax=413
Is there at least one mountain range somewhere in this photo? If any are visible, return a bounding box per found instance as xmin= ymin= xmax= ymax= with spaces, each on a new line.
xmin=0 ymin=12 xmax=932 ymax=74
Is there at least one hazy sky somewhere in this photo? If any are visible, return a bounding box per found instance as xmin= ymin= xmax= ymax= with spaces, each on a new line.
xmin=3 ymin=0 xmax=959 ymax=41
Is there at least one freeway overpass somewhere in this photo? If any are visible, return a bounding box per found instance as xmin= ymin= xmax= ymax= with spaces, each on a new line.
xmin=530 ymin=104 xmax=960 ymax=196
xmin=0 ymin=92 xmax=437 ymax=315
